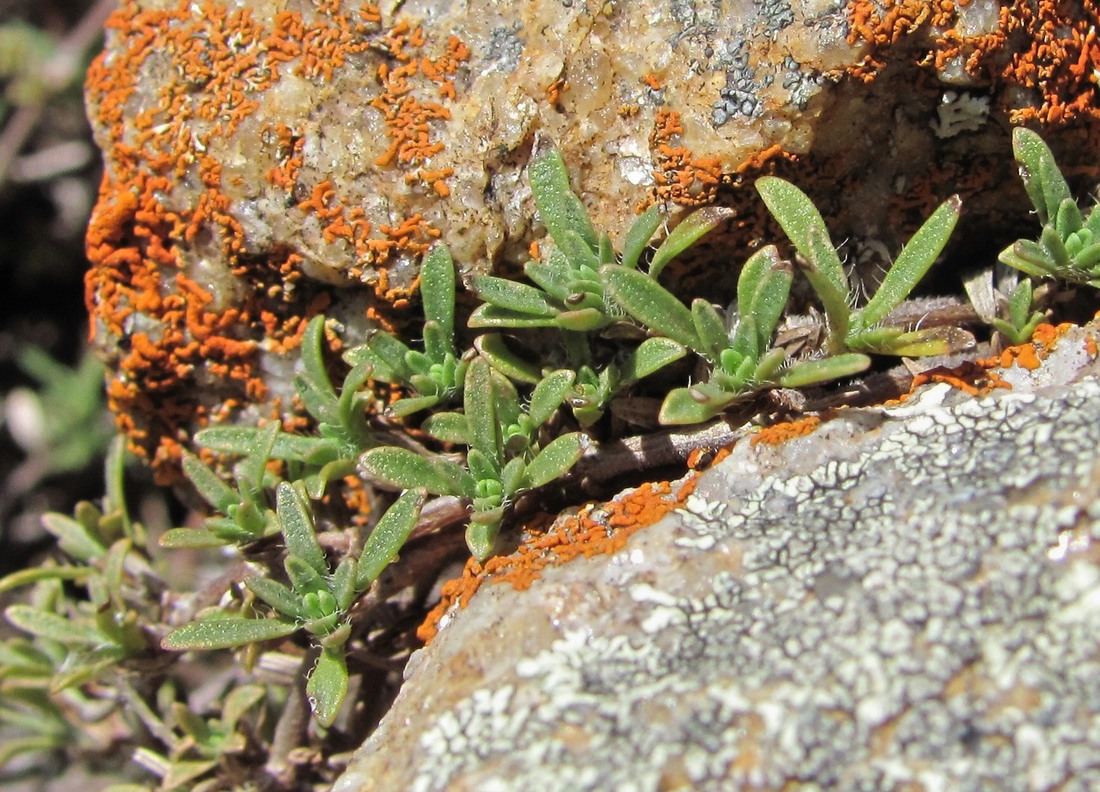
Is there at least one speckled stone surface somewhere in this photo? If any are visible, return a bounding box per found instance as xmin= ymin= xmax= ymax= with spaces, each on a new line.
xmin=335 ymin=325 xmax=1100 ymax=791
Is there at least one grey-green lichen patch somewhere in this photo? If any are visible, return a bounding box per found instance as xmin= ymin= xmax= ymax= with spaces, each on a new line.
xmin=335 ymin=328 xmax=1100 ymax=791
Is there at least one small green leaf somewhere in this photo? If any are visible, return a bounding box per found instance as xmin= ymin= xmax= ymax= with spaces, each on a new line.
xmin=851 ymin=325 xmax=975 ymax=356
xmin=557 ymin=228 xmax=600 ymax=271
xmin=465 ymin=516 xmax=502 ymax=562
xmin=777 ymin=353 xmax=871 ymax=388
xmin=466 ymin=448 xmax=499 ymax=484
xmin=622 ymin=336 xmax=687 ymax=384
xmin=40 ymin=512 xmax=107 ymax=563
xmin=104 ymin=435 xmax=132 ymax=536
xmin=1007 ymin=278 xmax=1034 ymax=328
xmin=242 ymin=421 xmax=281 ymax=494
xmin=464 ymin=359 xmax=501 ymax=466
xmin=420 ymin=245 xmax=456 ymax=346
xmin=360 ymin=447 xmax=475 ymax=498
xmin=301 ymin=315 xmax=333 ymax=385
xmin=524 ymin=257 xmax=573 ymax=301
xmin=0 ymin=565 xmax=92 ymax=594
xmin=756 ymin=176 xmax=847 ymax=297
xmin=330 ymin=557 xmax=358 ymax=611
xmin=5 ymin=605 xmax=108 ymax=646
xmin=162 ymin=616 xmax=298 ymax=651
xmin=475 ymin=334 xmax=542 ymax=384
xmin=388 ymin=394 xmax=441 ymax=418
xmin=473 ymin=276 xmax=559 ymax=317
xmin=196 ymin=426 xmax=334 ymax=464
xmin=691 ymin=299 xmax=729 ymax=360
xmin=529 ymin=369 xmax=575 ymax=428
xmin=182 ymin=453 xmax=238 ymax=514
xmin=356 ymin=489 xmax=426 ymax=589
xmin=854 ymin=195 xmax=961 ymax=332
xmin=293 ymin=373 xmax=340 ymax=427
xmin=364 ymin=332 xmax=414 ymax=383
xmin=998 ymin=239 xmax=1056 ymax=280
xmin=221 ymin=685 xmax=266 ymax=731
xmin=277 ymin=482 xmax=328 ymax=577
xmin=524 ymin=433 xmax=586 ymax=488
xmin=1013 ymin=127 xmax=1070 ymax=226
xmin=657 ymin=387 xmax=735 ymax=426
xmin=601 ymin=265 xmax=700 ymax=349
xmin=599 ymin=232 xmax=616 ymax=266
xmin=421 ymin=411 xmax=470 ymax=444
xmin=421 ymin=322 xmax=451 ymax=367
xmin=554 ymin=307 xmax=609 ymax=331
xmin=468 ymin=304 xmax=561 ymax=329
xmin=529 ymin=140 xmax=599 ymax=251
xmin=161 ymin=759 xmax=219 ymax=790
xmin=752 ymin=346 xmax=789 ymax=384
xmin=648 ymin=206 xmax=735 ymax=279
xmin=1054 ymin=197 xmax=1084 ymax=240
xmin=307 ymin=647 xmax=349 ymax=728
xmin=50 ymin=644 xmax=129 ymax=691
xmin=500 ymin=456 xmax=526 ymax=496
xmin=740 ymin=246 xmax=793 ymax=354
xmin=284 ymin=558 xmax=326 ymax=602
xmin=621 ymin=205 xmax=663 ymax=270
xmin=245 ymin=576 xmax=310 ymax=620
xmin=793 ymin=256 xmax=851 ymax=354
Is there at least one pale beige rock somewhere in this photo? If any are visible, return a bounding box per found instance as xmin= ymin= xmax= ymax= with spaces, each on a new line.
xmin=335 ymin=324 xmax=1100 ymax=790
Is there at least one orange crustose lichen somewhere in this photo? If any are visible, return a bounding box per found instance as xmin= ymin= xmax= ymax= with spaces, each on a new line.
xmin=647 ymin=109 xmax=723 ymax=208
xmin=84 ymin=1 xmax=467 ymax=478
xmin=751 ymin=415 xmax=823 ymax=447
xmin=847 ymin=0 xmax=1100 ymax=124
xmin=418 ymin=474 xmax=701 ymax=643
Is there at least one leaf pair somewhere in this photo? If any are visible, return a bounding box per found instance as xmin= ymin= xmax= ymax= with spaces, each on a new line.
xmin=757 ymin=176 xmax=967 ymax=356
xmin=360 ymin=358 xmax=586 ymax=560
xmin=998 ymin=127 xmax=1100 ymax=289
xmin=346 ymin=245 xmax=470 ymax=417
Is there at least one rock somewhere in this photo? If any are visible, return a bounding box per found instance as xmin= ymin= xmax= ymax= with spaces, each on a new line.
xmin=334 ymin=322 xmax=1100 ymax=790
xmin=83 ymin=0 xmax=1100 ymax=476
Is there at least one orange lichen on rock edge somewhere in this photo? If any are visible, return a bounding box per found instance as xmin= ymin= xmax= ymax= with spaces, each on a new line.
xmin=751 ymin=415 xmax=823 ymax=446
xmin=84 ymin=0 xmax=466 ymax=478
xmin=417 ymin=474 xmax=700 ymax=644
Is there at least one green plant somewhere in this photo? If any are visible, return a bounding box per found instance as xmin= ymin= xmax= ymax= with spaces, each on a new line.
xmin=3 ymin=346 xmax=113 ymax=489
xmin=0 ymin=439 xmax=160 ymax=771
xmin=361 ymin=358 xmax=586 ymax=560
xmin=469 ymin=143 xmax=732 ymax=334
xmin=162 ymin=484 xmax=424 ymax=726
xmin=990 ymin=277 xmax=1047 ymax=346
xmin=469 ymin=142 xmax=733 ymax=425
xmin=756 ymin=176 xmax=967 ymax=356
xmin=159 ymin=315 xmax=376 ymax=548
xmin=602 ymin=246 xmax=871 ymax=424
xmin=9 ymin=124 xmax=1084 ymax=789
xmin=345 ymin=245 xmax=471 ymax=417
xmin=998 ymin=126 xmax=1100 ymax=289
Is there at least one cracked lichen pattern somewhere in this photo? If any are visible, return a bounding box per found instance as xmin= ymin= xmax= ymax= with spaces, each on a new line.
xmin=336 ymin=329 xmax=1100 ymax=791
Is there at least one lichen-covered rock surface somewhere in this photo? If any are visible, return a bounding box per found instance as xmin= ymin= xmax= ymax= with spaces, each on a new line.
xmin=334 ymin=322 xmax=1100 ymax=791
xmin=84 ymin=0 xmax=1100 ymax=476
